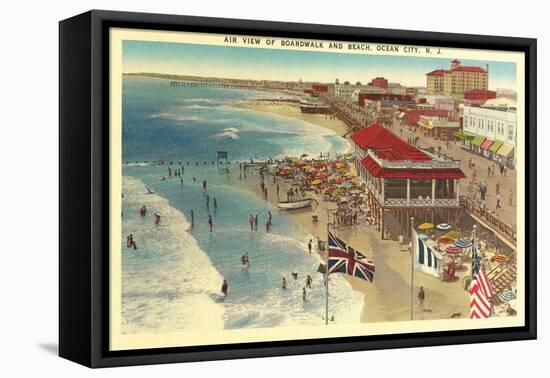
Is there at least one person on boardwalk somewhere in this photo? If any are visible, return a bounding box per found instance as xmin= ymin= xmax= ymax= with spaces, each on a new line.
xmin=307 ymin=239 xmax=312 ymax=254
xmin=249 ymin=214 xmax=254 ymax=231
xmin=509 ymin=189 xmax=514 ymax=206
xmin=265 ymin=220 xmax=271 ymax=233
xmin=221 ymin=280 xmax=228 ymax=296
xmin=276 ymin=183 xmax=280 ymax=199
xmin=281 ymin=277 xmax=287 ymax=290
xmin=418 ymin=286 xmax=425 ymax=310
xmin=208 ymin=215 xmax=213 ymax=232
xmin=496 ymin=194 xmax=502 ymax=210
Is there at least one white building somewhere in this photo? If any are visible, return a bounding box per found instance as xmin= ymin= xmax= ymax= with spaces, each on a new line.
xmin=334 ymin=83 xmax=384 ymax=99
xmin=462 ymin=101 xmax=517 ymax=167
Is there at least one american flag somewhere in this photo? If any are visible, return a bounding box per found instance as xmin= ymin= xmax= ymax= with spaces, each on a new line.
xmin=327 ymin=231 xmax=375 ymax=282
xmin=470 ymin=241 xmax=493 ymax=319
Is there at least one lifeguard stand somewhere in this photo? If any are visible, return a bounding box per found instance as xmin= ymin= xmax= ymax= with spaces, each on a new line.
xmin=217 ymin=151 xmax=229 ymax=169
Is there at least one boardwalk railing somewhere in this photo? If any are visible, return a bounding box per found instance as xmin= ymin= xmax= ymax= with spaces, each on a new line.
xmin=464 ymin=197 xmax=516 ymax=245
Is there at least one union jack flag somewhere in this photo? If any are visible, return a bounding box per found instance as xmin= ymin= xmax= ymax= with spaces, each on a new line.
xmin=327 ymin=231 xmax=375 ymax=282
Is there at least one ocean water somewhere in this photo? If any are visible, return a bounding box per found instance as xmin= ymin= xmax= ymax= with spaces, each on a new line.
xmin=121 ymin=76 xmax=361 ymax=334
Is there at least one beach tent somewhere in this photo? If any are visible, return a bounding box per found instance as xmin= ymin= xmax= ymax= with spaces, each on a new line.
xmin=413 ymin=230 xmax=442 ymax=278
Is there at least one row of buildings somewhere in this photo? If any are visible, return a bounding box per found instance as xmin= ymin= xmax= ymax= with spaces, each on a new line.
xmin=305 ymin=59 xmax=517 ymax=168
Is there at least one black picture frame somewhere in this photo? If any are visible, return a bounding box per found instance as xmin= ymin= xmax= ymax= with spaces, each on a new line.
xmin=59 ymin=9 xmax=537 ymax=368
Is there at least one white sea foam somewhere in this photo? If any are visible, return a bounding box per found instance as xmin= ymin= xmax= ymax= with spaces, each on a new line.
xmin=121 ymin=176 xmax=225 ymax=334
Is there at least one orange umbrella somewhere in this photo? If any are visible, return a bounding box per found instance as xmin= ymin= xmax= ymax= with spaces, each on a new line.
xmin=437 ymin=236 xmax=454 ymax=245
xmin=335 ymin=177 xmax=346 ymax=184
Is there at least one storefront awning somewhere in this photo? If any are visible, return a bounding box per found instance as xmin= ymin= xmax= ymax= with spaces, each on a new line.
xmin=417 ymin=121 xmax=433 ymax=129
xmin=452 ymin=131 xmax=474 ymax=141
xmin=489 ymin=140 xmax=503 ymax=153
xmin=471 ymin=135 xmax=486 ymax=147
xmin=480 ymin=139 xmax=495 ymax=150
xmin=496 ymin=143 xmax=514 ymax=157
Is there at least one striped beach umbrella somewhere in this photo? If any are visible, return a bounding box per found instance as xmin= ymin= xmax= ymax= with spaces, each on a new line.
xmin=436 ymin=223 xmax=452 ymax=231
xmin=454 ymin=238 xmax=473 ymax=249
xmin=445 ymin=245 xmax=462 ymax=255
xmin=493 ymin=254 xmax=509 ymax=263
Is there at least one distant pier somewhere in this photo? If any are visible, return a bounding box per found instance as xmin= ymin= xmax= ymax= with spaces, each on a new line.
xmin=170 ymin=80 xmax=263 ymax=90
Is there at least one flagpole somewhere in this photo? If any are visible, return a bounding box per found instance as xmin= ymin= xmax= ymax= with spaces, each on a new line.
xmin=410 ymin=216 xmax=415 ymax=321
xmin=472 ymin=224 xmax=477 ymax=281
xmin=325 ymin=210 xmax=330 ymax=326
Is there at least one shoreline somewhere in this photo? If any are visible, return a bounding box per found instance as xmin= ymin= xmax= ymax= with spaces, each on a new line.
xmin=233 ymin=100 xmax=349 ymax=137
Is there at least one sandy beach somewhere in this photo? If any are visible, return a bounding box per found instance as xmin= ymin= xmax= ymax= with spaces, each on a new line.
xmin=234 ymin=101 xmax=471 ymax=323
xmin=234 ymin=100 xmax=349 ymax=136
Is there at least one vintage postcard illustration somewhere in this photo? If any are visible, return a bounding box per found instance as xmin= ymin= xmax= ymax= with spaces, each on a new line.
xmin=108 ymin=29 xmax=525 ymax=350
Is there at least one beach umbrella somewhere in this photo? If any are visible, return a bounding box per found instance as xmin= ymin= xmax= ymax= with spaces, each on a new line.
xmin=437 ymin=236 xmax=454 ymax=245
xmin=493 ymin=254 xmax=509 ymax=263
xmin=324 ymin=185 xmax=336 ymax=194
xmin=445 ymin=231 xmax=461 ymax=240
xmin=454 ymin=238 xmax=473 ymax=249
xmin=314 ymin=162 xmax=327 ymax=169
xmin=295 ymin=161 xmax=307 ymax=168
xmin=331 ymin=188 xmax=345 ymax=197
xmin=335 ymin=177 xmax=346 ymax=184
xmin=418 ymin=233 xmax=429 ymax=240
xmin=445 ymin=245 xmax=462 ymax=255
xmin=341 ymin=181 xmax=353 ymax=188
xmin=418 ymin=222 xmax=434 ymax=230
xmin=311 ymin=179 xmax=322 ymax=186
xmin=436 ymin=223 xmax=452 ymax=231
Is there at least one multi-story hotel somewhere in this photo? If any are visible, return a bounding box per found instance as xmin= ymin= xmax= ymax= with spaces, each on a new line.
xmin=426 ymin=59 xmax=488 ymax=96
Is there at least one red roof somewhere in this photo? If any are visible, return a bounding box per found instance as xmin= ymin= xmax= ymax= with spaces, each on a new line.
xmin=351 ymin=124 xmax=431 ymax=162
xmin=361 ymin=155 xmax=466 ymax=180
xmin=427 ymin=69 xmax=449 ymax=76
xmin=427 ymin=65 xmax=486 ymax=76
xmin=452 ymin=66 xmax=486 ymax=73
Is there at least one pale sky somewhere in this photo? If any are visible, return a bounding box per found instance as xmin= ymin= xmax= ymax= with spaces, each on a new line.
xmin=123 ymin=40 xmax=517 ymax=90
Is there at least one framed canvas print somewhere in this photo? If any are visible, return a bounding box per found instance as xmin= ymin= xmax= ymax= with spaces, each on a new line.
xmin=59 ymin=10 xmax=537 ymax=368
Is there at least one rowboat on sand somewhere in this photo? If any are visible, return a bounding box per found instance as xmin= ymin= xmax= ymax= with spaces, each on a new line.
xmin=277 ymin=198 xmax=318 ymax=210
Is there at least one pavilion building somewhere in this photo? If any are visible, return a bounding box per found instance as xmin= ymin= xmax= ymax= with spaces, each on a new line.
xmin=351 ymin=124 xmax=466 ymax=237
